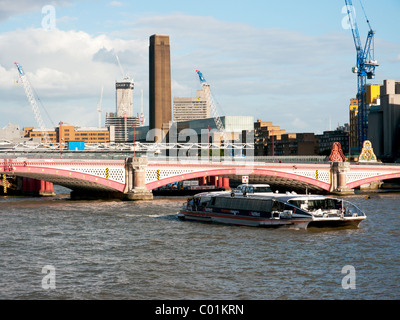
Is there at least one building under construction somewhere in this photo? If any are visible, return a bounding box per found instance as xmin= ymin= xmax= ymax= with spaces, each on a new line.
xmin=105 ymin=77 xmax=141 ymax=143
xmin=105 ymin=113 xmax=140 ymax=143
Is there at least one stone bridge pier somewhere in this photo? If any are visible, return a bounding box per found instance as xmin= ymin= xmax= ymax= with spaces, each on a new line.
xmin=124 ymin=157 xmax=153 ymax=201
xmin=330 ymin=162 xmax=354 ymax=195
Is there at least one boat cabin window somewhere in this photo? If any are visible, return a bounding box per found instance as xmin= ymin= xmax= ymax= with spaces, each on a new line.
xmin=209 ymin=196 xmax=273 ymax=212
xmin=244 ymin=186 xmax=253 ymax=193
xmin=272 ymin=200 xmax=285 ymax=212
xmin=289 ymin=198 xmax=340 ymax=211
xmin=199 ymin=196 xmax=211 ymax=207
xmin=242 ymin=186 xmax=272 ymax=193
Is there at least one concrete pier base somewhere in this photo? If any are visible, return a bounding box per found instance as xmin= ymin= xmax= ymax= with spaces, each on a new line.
xmin=360 ymin=181 xmax=383 ymax=190
xmin=124 ymin=157 xmax=153 ymax=201
xmin=331 ymin=188 xmax=355 ymax=196
xmin=123 ymin=191 xmax=153 ymax=201
xmin=39 ymin=180 xmax=56 ymax=197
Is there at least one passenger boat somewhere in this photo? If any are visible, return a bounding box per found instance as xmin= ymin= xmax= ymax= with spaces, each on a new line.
xmin=178 ymin=184 xmax=366 ymax=229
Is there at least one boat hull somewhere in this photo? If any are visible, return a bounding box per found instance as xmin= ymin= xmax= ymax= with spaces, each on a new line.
xmin=178 ymin=210 xmax=311 ymax=229
xmin=178 ymin=211 xmax=366 ymax=230
xmin=307 ymin=217 xmax=365 ymax=229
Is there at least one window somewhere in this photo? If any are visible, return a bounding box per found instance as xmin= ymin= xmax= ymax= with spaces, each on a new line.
xmin=253 ymin=186 xmax=272 ymax=193
xmin=210 ymin=197 xmax=273 ymax=212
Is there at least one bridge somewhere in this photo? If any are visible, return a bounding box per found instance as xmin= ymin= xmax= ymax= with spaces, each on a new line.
xmin=1 ymin=156 xmax=400 ymax=200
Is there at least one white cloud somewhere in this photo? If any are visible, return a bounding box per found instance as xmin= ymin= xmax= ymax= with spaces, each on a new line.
xmin=291 ymin=118 xmax=309 ymax=131
xmin=1 ymin=12 xmax=398 ymax=133
xmin=0 ymin=0 xmax=73 ymax=22
xmin=109 ymin=1 xmax=123 ymax=6
xmin=121 ymin=14 xmax=357 ymax=133
xmin=57 ymin=15 xmax=78 ymax=24
xmin=0 ymin=27 xmax=147 ymax=127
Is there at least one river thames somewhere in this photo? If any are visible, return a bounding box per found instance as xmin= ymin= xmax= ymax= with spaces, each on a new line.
xmin=0 ymin=190 xmax=399 ymax=300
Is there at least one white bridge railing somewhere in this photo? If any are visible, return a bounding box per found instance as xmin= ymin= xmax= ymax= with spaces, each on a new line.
xmin=1 ymin=141 xmax=253 ymax=152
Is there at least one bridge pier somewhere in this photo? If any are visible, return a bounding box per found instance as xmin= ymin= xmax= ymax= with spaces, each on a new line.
xmin=22 ymin=177 xmax=55 ymax=197
xmin=330 ymin=162 xmax=354 ymax=195
xmin=124 ymin=157 xmax=153 ymax=201
xmin=223 ymin=177 xmax=231 ymax=191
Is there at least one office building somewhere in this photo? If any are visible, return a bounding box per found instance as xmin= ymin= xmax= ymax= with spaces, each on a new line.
xmin=149 ymin=34 xmax=172 ymax=140
xmin=267 ymin=133 xmax=318 ymax=156
xmin=367 ymin=84 xmax=381 ymax=104
xmin=349 ymin=98 xmax=358 ymax=151
xmin=129 ymin=116 xmax=254 ymax=144
xmin=254 ymin=120 xmax=286 ymax=156
xmin=24 ymin=124 xmax=110 ymax=144
xmin=0 ymin=123 xmax=24 ymax=140
xmin=368 ymin=79 xmax=400 ymax=161
xmin=317 ymin=124 xmax=350 ymax=156
xmin=349 ymin=84 xmax=381 ymax=151
xmin=173 ymin=86 xmax=210 ymax=122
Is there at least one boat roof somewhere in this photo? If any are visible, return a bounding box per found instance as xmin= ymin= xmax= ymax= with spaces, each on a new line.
xmin=237 ymin=184 xmax=271 ymax=188
xmin=192 ymin=190 xmax=336 ymax=202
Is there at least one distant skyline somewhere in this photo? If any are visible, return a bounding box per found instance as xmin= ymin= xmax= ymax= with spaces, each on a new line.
xmin=0 ymin=0 xmax=399 ymax=134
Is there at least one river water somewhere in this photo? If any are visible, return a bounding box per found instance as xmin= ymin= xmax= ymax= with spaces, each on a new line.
xmin=0 ymin=190 xmax=399 ymax=300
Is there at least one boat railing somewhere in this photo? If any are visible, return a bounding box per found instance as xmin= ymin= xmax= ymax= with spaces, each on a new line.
xmin=341 ymin=200 xmax=366 ymax=217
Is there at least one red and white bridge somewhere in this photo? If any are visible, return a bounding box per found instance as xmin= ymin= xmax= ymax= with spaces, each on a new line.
xmin=1 ymin=157 xmax=400 ymax=199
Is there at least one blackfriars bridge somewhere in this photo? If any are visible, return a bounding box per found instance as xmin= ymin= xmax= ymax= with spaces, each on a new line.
xmin=1 ymin=155 xmax=400 ymax=200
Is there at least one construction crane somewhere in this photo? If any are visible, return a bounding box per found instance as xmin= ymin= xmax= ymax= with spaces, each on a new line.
xmin=196 ymin=70 xmax=228 ymax=142
xmin=115 ymin=54 xmax=133 ymax=82
xmin=344 ymin=0 xmax=379 ymax=150
xmin=14 ymin=62 xmax=50 ymax=145
xmin=140 ymin=89 xmax=145 ymax=126
xmin=97 ymin=85 xmax=104 ymax=128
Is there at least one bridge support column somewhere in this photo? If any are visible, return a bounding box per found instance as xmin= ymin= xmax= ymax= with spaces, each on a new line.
xmin=223 ymin=178 xmax=230 ymax=191
xmin=124 ymin=157 xmax=153 ymax=201
xmin=330 ymin=162 xmax=354 ymax=195
xmin=198 ymin=177 xmax=206 ymax=186
xmin=22 ymin=177 xmax=55 ymax=197
xmin=39 ymin=180 xmax=56 ymax=197
xmin=210 ymin=176 xmax=217 ymax=187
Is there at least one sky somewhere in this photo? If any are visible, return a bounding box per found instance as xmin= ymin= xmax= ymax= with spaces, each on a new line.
xmin=0 ymin=0 xmax=399 ymax=134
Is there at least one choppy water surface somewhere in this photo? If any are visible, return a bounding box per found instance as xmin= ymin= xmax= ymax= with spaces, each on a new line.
xmin=0 ymin=192 xmax=399 ymax=300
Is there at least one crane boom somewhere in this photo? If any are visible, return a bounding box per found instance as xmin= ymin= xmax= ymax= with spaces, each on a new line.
xmin=196 ymin=70 xmax=228 ymax=142
xmin=97 ymin=85 xmax=104 ymax=128
xmin=345 ymin=0 xmax=362 ymax=54
xmin=14 ymin=62 xmax=50 ymax=145
xmin=140 ymin=89 xmax=145 ymax=126
xmin=344 ymin=0 xmax=378 ymax=150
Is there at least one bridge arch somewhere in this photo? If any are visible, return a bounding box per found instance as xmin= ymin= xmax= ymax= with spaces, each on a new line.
xmin=347 ymin=172 xmax=400 ymax=189
xmin=1 ymin=165 xmax=126 ymax=193
xmin=145 ymin=167 xmax=331 ymax=191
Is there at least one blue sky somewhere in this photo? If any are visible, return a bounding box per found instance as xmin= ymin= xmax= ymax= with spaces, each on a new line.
xmin=0 ymin=0 xmax=399 ymax=134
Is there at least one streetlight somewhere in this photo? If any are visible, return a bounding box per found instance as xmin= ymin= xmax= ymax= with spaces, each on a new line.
xmin=59 ymin=121 xmax=64 ymax=159
xmin=207 ymin=126 xmax=211 ymax=162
